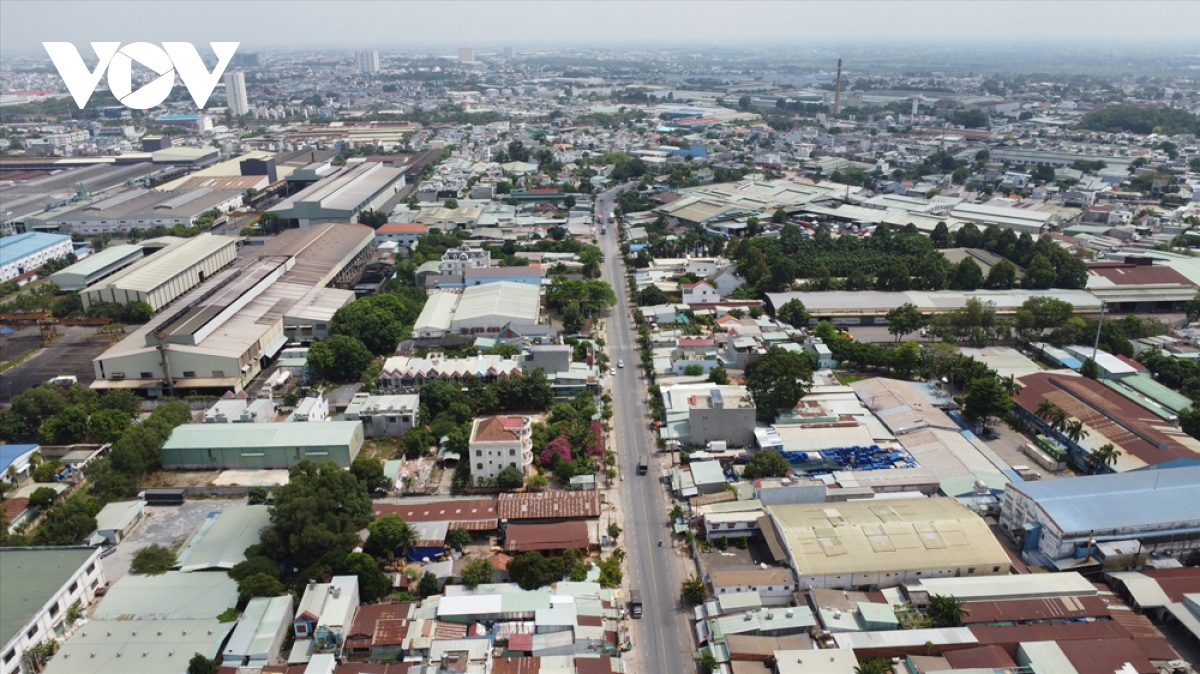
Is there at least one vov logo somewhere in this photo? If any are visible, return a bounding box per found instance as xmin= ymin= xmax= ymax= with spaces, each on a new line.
xmin=43 ymin=42 xmax=240 ymax=110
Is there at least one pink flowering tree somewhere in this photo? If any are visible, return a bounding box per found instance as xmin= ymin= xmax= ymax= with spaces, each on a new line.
xmin=540 ymin=435 xmax=572 ymax=467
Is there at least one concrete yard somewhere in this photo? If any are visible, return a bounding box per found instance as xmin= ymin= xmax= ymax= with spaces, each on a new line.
xmin=101 ymin=499 xmax=246 ymax=583
xmin=213 ymin=469 xmax=290 ymax=486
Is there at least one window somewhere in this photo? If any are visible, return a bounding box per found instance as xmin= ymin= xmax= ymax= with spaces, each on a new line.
xmin=49 ymin=604 xmax=60 ymax=618
xmin=3 ymin=650 xmax=14 ymax=664
xmin=207 ymin=449 xmax=214 ymax=459
xmin=140 ymin=372 xmax=152 ymax=378
xmin=476 ymin=463 xmax=483 ymax=470
xmin=26 ymin=625 xmax=38 ymax=639
xmin=476 ymin=451 xmax=482 ymax=457
xmin=86 ymin=563 xmax=96 ymax=574
xmin=212 ymin=371 xmax=224 ymax=378
xmin=967 ymin=567 xmax=976 ymax=574
xmin=509 ymin=449 xmax=516 ymax=456
xmin=993 ymin=566 xmax=1001 ymax=573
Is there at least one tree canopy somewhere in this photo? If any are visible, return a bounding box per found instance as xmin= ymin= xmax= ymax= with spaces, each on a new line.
xmin=745 ymin=346 xmax=814 ymax=422
xmin=260 ymin=460 xmax=374 ymax=568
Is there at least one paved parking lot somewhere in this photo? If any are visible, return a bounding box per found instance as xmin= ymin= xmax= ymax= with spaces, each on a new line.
xmin=102 ymin=498 xmax=246 ymax=583
xmin=1 ymin=325 xmax=108 ymax=403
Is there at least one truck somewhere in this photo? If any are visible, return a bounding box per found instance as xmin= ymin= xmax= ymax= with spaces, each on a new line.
xmin=637 ymin=460 xmax=648 ymax=475
xmin=139 ymin=488 xmax=187 ymax=506
xmin=629 ymin=589 xmax=643 ymax=618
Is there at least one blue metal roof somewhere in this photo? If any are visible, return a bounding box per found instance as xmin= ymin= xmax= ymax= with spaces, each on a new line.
xmin=0 ymin=445 xmax=38 ymax=472
xmin=1010 ymin=464 xmax=1200 ymax=533
xmin=0 ymin=232 xmax=72 ymax=261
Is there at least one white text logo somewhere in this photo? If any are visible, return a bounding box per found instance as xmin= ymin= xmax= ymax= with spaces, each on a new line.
xmin=43 ymin=42 xmax=239 ymax=110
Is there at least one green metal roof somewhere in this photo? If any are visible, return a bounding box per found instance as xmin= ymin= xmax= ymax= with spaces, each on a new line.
xmin=174 ymin=505 xmax=270 ymax=571
xmin=163 ymin=420 xmax=363 ymax=450
xmin=0 ymin=547 xmax=98 ymax=647
xmin=94 ymin=571 xmax=237 ymax=620
xmin=1117 ymin=374 xmax=1194 ymax=415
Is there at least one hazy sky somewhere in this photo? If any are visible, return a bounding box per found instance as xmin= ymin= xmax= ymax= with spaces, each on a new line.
xmin=2 ymin=1 xmax=1197 ymax=55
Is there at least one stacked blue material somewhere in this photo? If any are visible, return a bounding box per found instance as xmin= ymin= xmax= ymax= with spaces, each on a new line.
xmin=773 ymin=444 xmax=916 ymax=472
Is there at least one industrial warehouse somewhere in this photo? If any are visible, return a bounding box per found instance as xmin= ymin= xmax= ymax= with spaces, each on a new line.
xmin=78 ymin=233 xmax=239 ymax=311
xmin=160 ymin=422 xmax=364 ymax=469
xmin=90 ymin=223 xmax=372 ymax=396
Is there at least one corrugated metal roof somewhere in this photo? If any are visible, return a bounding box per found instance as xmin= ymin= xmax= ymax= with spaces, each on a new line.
xmin=1007 ymin=465 xmax=1200 ymax=533
xmin=89 ymin=233 xmax=237 ymax=293
xmin=163 ymin=421 xmax=363 ymax=450
xmin=94 ymin=571 xmax=237 ymax=620
xmin=498 ymin=492 xmax=601 ymax=520
xmin=174 ymin=505 xmax=271 ymax=571
xmin=452 ymin=282 xmax=540 ymax=324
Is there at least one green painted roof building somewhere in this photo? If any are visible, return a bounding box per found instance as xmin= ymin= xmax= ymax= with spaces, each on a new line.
xmin=161 ymin=421 xmax=364 ymax=469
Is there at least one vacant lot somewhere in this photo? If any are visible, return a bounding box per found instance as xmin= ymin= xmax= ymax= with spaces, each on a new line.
xmin=1 ymin=325 xmax=108 ymax=402
xmin=102 ymin=498 xmax=246 ymax=583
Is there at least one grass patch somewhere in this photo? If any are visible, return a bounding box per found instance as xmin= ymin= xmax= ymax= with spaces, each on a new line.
xmin=835 ymin=371 xmax=870 ymax=385
xmin=0 ymin=346 xmax=39 ymax=373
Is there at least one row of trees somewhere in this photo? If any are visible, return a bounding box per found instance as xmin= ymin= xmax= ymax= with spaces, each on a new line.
xmin=930 ymin=224 xmax=1088 ymax=291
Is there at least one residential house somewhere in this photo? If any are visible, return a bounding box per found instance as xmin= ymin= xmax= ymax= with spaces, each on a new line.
xmin=708 ymin=569 xmax=798 ymax=608
xmin=294 ymin=576 xmax=359 ymax=650
xmin=710 ymin=269 xmax=744 ymax=297
xmin=682 ymin=280 xmax=721 ymax=306
xmin=469 ymin=416 xmax=534 ymax=483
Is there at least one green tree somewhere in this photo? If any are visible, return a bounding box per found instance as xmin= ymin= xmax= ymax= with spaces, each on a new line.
xmin=86 ymin=408 xmax=131 ymax=444
xmin=683 ymin=364 xmax=704 ymax=377
xmin=38 ymin=404 xmax=89 ymax=445
xmin=419 ymin=571 xmax=440 ymax=598
xmin=507 ymin=551 xmax=563 ymax=590
xmin=342 ymin=551 xmax=392 ymax=602
xmin=187 ymin=654 xmax=220 ymax=674
xmin=561 ymin=301 xmax=585 ymax=334
xmin=963 ymin=377 xmax=1013 ymax=431
xmin=930 ymin=221 xmax=951 ymax=248
xmin=681 ymin=575 xmax=707 ymax=604
xmin=461 ymin=558 xmax=495 ymax=589
xmin=707 ymin=366 xmax=729 ymax=385
xmin=32 ymin=494 xmax=97 ymax=545
xmin=777 ymin=299 xmax=810 ymax=328
xmin=1022 ymin=254 xmax=1057 ymax=290
xmin=356 ymin=209 xmax=389 ymax=228
xmin=1080 ymin=357 xmax=1100 ymax=380
xmin=368 ymin=514 xmax=418 ymax=559
xmin=742 ymin=451 xmax=790 ymax=479
xmin=699 ymin=652 xmax=718 ymax=674
xmin=885 ymin=303 xmax=926 ymax=341
xmin=875 ymin=261 xmax=911 ymax=291
xmin=745 ymin=346 xmax=814 ymax=422
xmin=0 ymin=409 xmax=29 ymax=442
xmin=495 ymin=464 xmax=525 ymax=491
xmin=1085 ymin=442 xmax=1121 ymax=474
xmin=247 ymin=486 xmax=269 ymax=505
xmin=351 ymin=457 xmax=390 ymax=492
xmin=928 ymin=594 xmax=968 ymax=627
xmin=607 ymin=522 xmax=622 ymax=544
xmin=28 ymin=486 xmax=59 ymax=509
xmin=854 ymin=658 xmax=894 ymax=674
xmin=772 ymin=207 xmax=787 ymax=224
xmin=237 ymin=572 xmax=285 ymax=603
xmin=447 ymin=527 xmax=472 ymax=550
xmin=984 ymin=259 xmax=1018 ymax=290
xmin=259 ymin=460 xmax=373 ymax=568
xmin=444 ymin=198 xmax=459 ymax=209
xmin=952 ymin=258 xmax=984 ymax=291
xmin=307 ymin=335 xmax=374 ymax=382
xmin=131 ymin=544 xmax=176 ymax=575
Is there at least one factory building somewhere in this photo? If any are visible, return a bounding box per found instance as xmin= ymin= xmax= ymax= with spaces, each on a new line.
xmin=0 ymin=232 xmax=73 ymax=282
xmin=80 ymin=234 xmax=238 ymax=311
xmin=268 ymin=162 xmax=406 ymax=228
xmin=91 ymin=224 xmax=371 ymax=396
xmin=48 ymin=244 xmax=146 ymax=291
xmin=161 ymin=421 xmax=364 ymax=469
xmin=23 ymin=187 xmax=243 ymax=235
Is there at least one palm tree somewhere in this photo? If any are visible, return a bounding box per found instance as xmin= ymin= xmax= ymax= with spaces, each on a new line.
xmin=1035 ymin=400 xmax=1057 ymax=423
xmin=1086 ymin=443 xmax=1122 ymax=474
xmin=1064 ymin=419 xmax=1089 ymax=447
xmin=928 ymin=594 xmax=968 ymax=627
xmin=394 ymin=522 xmax=419 ymax=562
xmin=1049 ymin=408 xmax=1068 ymax=435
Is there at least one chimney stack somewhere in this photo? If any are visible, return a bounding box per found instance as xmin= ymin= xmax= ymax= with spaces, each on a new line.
xmin=833 ymin=59 xmax=843 ymax=115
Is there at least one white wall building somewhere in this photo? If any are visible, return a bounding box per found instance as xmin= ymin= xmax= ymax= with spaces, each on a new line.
xmin=355 ymin=50 xmax=380 ymax=74
xmin=468 ymin=416 xmax=533 ymax=483
xmin=225 ymin=70 xmax=249 ymax=116
xmin=0 ymin=232 xmax=73 ymax=282
xmin=1 ymin=547 xmax=106 ymax=674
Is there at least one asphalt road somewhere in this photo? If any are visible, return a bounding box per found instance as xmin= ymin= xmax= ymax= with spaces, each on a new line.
xmin=597 ymin=188 xmax=695 ymax=673
xmin=0 ymin=325 xmax=106 ymax=403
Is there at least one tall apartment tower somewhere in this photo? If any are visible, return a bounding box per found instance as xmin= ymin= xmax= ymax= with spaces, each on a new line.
xmin=356 ymin=49 xmax=380 ymax=73
xmin=224 ymin=70 xmax=249 ymax=116
xmin=458 ymin=48 xmax=475 ymax=62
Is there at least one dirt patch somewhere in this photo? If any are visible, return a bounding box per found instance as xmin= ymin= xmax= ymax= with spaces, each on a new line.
xmin=143 ymin=470 xmax=223 ymax=487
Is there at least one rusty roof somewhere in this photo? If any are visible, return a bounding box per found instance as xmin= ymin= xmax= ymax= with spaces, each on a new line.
xmin=943 ymin=645 xmax=1017 ymax=669
xmin=970 ymin=620 xmax=1127 ymax=647
xmin=959 ymin=596 xmax=1113 ymax=624
xmin=491 ymin=657 xmax=541 ymax=674
xmin=348 ymin=602 xmax=412 ymax=640
xmin=574 ymin=657 xmax=616 ymax=674
xmin=1126 ymin=567 xmax=1200 ymax=603
xmin=472 ymin=415 xmax=524 ymax=442
xmin=2 ymin=498 xmax=29 ymax=522
xmin=373 ymin=498 xmax=498 ymax=523
xmin=504 ymin=521 xmax=590 ymax=552
xmin=374 ymin=619 xmax=409 ymax=646
xmin=508 ymin=632 xmax=533 ymax=652
xmin=1057 ymin=638 xmax=1157 ymax=674
xmin=435 ymin=621 xmax=468 ymax=640
xmin=1014 ymin=372 xmax=1200 ymax=466
xmin=498 ymin=491 xmax=601 ymax=520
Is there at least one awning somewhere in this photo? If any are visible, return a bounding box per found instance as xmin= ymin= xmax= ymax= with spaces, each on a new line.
xmin=758 ymin=514 xmax=787 ymax=563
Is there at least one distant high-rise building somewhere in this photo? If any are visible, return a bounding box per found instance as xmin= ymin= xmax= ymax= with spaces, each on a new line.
xmin=503 ymin=47 xmax=514 ymax=59
xmin=356 ymin=49 xmax=380 ymax=73
xmin=231 ymin=52 xmax=260 ymax=67
xmin=224 ymin=70 xmax=249 ymax=116
xmin=458 ymin=48 xmax=475 ymax=62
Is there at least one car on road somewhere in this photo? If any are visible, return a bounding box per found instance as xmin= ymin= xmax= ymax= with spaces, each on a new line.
xmin=637 ymin=460 xmax=648 ymax=475
xmin=610 ymin=369 xmax=616 ymax=376
xmin=618 ymin=360 xmax=624 ymax=368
